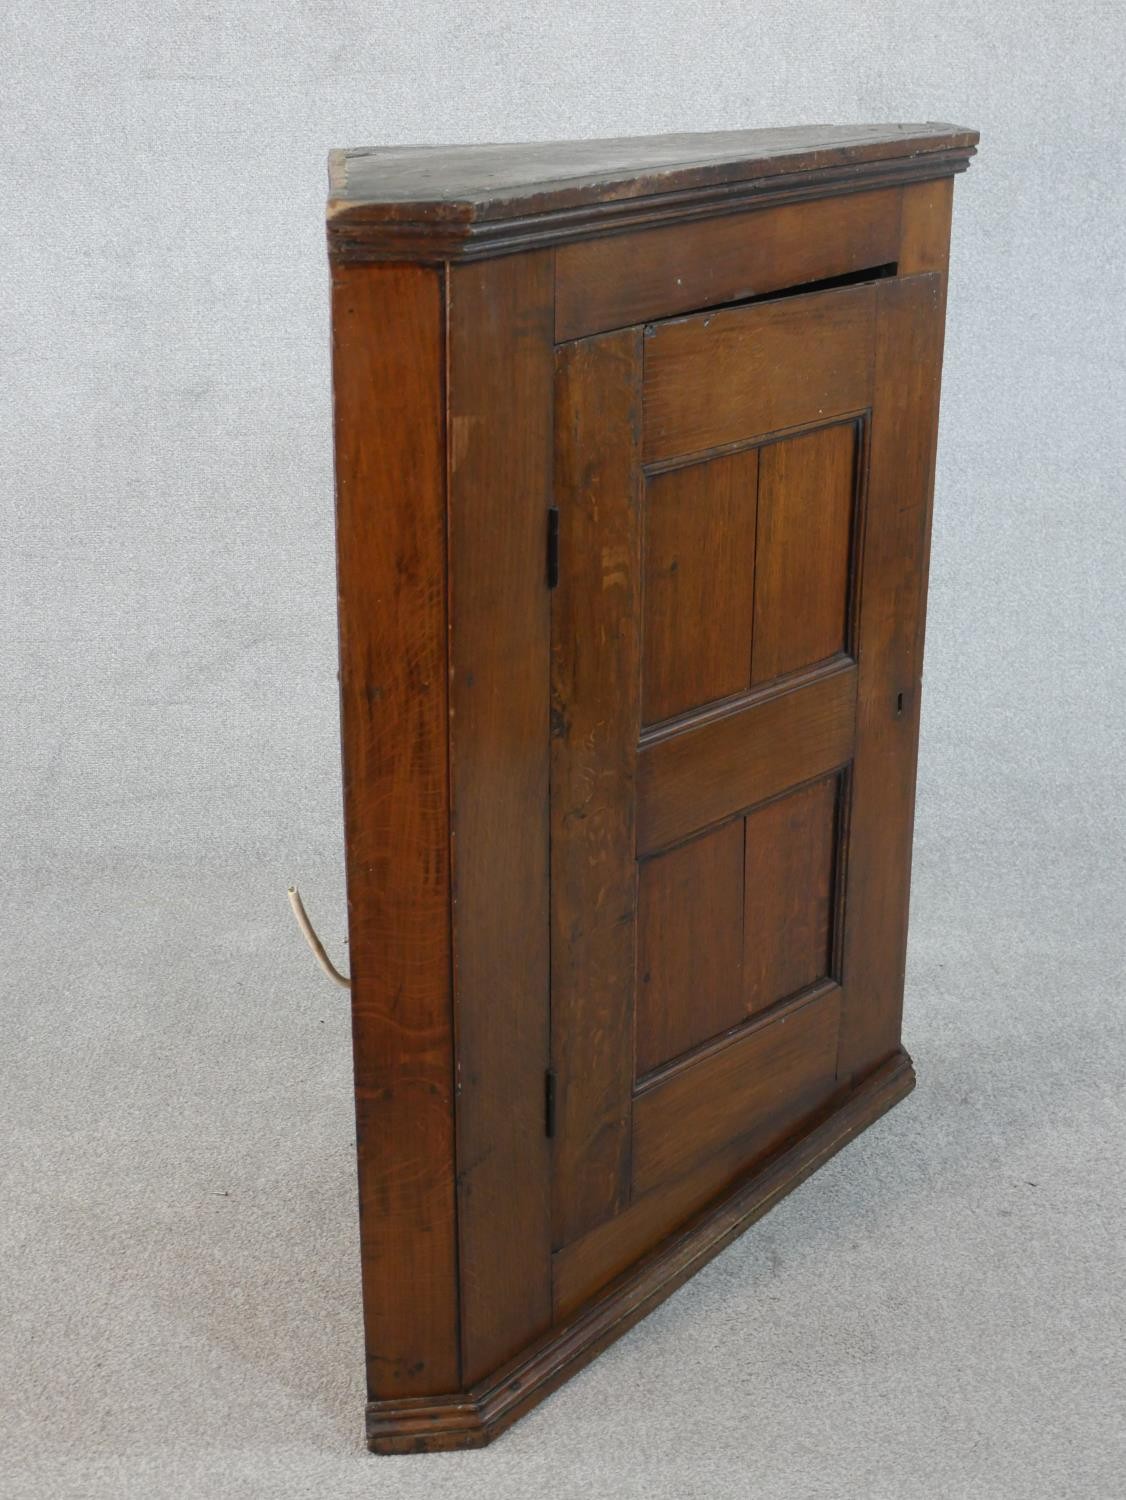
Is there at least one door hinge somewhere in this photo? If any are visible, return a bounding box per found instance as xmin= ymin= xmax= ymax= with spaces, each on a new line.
xmin=544 ymin=1068 xmax=556 ymax=1138
xmin=546 ymin=506 xmax=560 ymax=589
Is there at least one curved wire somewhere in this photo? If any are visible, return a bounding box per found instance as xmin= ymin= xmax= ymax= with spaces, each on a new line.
xmin=287 ymin=885 xmax=352 ymax=990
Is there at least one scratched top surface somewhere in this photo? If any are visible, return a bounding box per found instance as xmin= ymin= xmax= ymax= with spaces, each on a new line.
xmin=327 ymin=124 xmax=979 ymax=226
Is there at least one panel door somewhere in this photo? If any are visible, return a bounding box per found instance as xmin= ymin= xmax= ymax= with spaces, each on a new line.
xmin=549 ymin=274 xmax=945 ymax=1307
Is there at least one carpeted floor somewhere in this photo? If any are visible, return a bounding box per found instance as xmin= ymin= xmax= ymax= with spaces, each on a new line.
xmin=3 ymin=4 xmax=1125 ymax=1497
xmin=6 ymin=727 xmax=1125 ymax=1499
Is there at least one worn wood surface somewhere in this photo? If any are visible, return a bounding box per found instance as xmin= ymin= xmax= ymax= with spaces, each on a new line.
xmin=744 ymin=778 xmax=839 ymax=1014
xmin=642 ymin=282 xmax=875 ymax=461
xmin=751 ymin=423 xmax=858 ymax=684
xmin=367 ymin=1053 xmax=914 ymax=1449
xmin=898 ymin=176 xmax=955 ymax=277
xmin=327 ymin=125 xmax=978 ymax=263
xmin=326 ymin=136 xmax=975 ymax=1449
xmin=550 ymin=329 xmax=643 ymax=1249
xmin=556 ymin=187 xmax=902 ymax=340
xmin=636 ymin=661 xmax=857 ymax=857
xmin=641 ymin=450 xmax=759 ymax=725
xmin=547 ymin=250 xmax=943 ymax=1328
xmin=635 ymin=821 xmax=746 ymax=1077
xmin=332 ymin=262 xmax=460 ymax=1398
xmin=631 ymin=986 xmax=841 ymax=1196
xmin=836 ymin=273 xmax=947 ymax=1084
xmin=331 ymin=125 xmax=977 ymax=221
xmin=446 ymin=254 xmax=555 ymax=1385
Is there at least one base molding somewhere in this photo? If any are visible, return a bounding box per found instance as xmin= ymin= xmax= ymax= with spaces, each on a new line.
xmin=366 ymin=1049 xmax=915 ymax=1453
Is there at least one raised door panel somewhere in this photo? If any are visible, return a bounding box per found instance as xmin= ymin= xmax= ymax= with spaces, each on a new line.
xmin=635 ymin=774 xmax=843 ymax=1081
xmin=743 ymin=776 xmax=840 ymax=1016
xmin=636 ymin=821 xmax=746 ymax=1077
xmin=752 ymin=423 xmax=858 ymax=684
xmin=642 ymin=450 xmax=758 ymax=725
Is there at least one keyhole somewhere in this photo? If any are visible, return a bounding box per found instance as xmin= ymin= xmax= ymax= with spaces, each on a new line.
xmin=895 ymin=691 xmax=905 ymax=717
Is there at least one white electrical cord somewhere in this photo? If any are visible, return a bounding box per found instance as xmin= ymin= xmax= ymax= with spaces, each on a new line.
xmin=287 ymin=885 xmax=352 ymax=990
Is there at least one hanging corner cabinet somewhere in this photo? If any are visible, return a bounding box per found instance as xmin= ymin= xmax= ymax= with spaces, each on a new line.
xmin=325 ymin=121 xmax=979 ymax=1452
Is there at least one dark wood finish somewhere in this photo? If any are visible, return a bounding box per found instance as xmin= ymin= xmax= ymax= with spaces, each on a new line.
xmin=632 ymin=985 xmax=841 ymax=1195
xmin=556 ymin=187 xmax=901 ymax=340
xmin=637 ymin=660 xmax=857 ymax=857
xmin=898 ymin=176 xmax=955 ymax=277
xmin=836 ymin=273 xmax=947 ymax=1084
xmin=549 ymin=329 xmax=642 ymax=1248
xmin=552 ymin=1078 xmax=806 ymax=1320
xmin=641 ymin=449 xmax=759 ymax=724
xmin=743 ymin=778 xmax=839 ymax=1014
xmin=327 ymin=125 xmax=976 ymax=1452
xmin=642 ymin=282 xmax=875 ymax=461
xmin=331 ymin=262 xmax=460 ymax=1397
xmin=366 ymin=1051 xmax=916 ymax=1450
xmin=446 ymin=255 xmax=555 ymax=1384
xmin=751 ymin=423 xmax=859 ymax=684
xmin=635 ymin=821 xmax=746 ymax=1076
xmin=328 ymin=124 xmax=978 ymax=260
xmin=550 ymin=278 xmax=881 ymax=1306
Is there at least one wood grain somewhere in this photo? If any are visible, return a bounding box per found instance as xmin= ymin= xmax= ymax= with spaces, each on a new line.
xmin=898 ymin=177 xmax=955 ymax=277
xmin=642 ymin=449 xmax=759 ymax=724
xmin=331 ymin=261 xmax=459 ymax=1397
xmin=552 ymin=1098 xmax=781 ymax=1321
xmin=744 ymin=777 xmax=839 ymax=1014
xmin=325 ymin=130 xmax=973 ymax=1450
xmin=751 ymin=423 xmax=858 ymax=683
xmin=550 ymin=329 xmax=643 ymax=1248
xmin=332 ymin=125 xmax=979 ymax=224
xmin=635 ymin=821 xmax=746 ymax=1077
xmin=631 ymin=985 xmax=841 ymax=1195
xmin=556 ymin=188 xmax=901 ymax=339
xmin=642 ymin=282 xmax=875 ymax=461
xmin=836 ymin=273 xmax=947 ymax=1083
xmin=447 ymin=253 xmax=554 ymax=1385
xmin=367 ymin=1052 xmax=915 ymax=1449
xmin=637 ymin=660 xmax=857 ymax=858
xmin=327 ymin=125 xmax=978 ymax=262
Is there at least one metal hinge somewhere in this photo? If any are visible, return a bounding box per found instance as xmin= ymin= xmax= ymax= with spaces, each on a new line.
xmin=546 ymin=506 xmax=560 ymax=589
xmin=544 ymin=1068 xmax=556 ymax=1138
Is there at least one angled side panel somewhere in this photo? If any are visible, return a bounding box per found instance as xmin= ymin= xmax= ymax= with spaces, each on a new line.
xmin=331 ymin=262 xmax=460 ymax=1397
xmin=447 ymin=253 xmax=555 ymax=1384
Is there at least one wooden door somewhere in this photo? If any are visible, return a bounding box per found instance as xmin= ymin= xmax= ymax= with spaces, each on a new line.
xmin=550 ymin=273 xmax=945 ymax=1311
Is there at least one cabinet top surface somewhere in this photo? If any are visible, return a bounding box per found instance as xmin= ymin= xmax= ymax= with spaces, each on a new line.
xmin=328 ymin=123 xmax=978 ymax=227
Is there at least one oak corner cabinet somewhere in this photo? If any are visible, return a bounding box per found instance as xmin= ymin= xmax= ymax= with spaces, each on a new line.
xmin=326 ymin=122 xmax=979 ymax=1453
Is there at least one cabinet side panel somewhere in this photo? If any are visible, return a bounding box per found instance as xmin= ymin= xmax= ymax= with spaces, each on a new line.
xmin=447 ymin=254 xmax=555 ymax=1384
xmin=331 ymin=262 xmax=460 ymax=1397
xmin=837 ymin=272 xmax=946 ymax=1082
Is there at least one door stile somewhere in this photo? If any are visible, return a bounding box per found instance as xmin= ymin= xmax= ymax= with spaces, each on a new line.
xmin=550 ymin=329 xmax=645 ymax=1250
xmin=836 ymin=272 xmax=946 ymax=1084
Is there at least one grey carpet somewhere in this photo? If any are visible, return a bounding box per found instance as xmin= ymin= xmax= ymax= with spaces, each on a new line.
xmin=3 ymin=3 xmax=1125 ymax=1496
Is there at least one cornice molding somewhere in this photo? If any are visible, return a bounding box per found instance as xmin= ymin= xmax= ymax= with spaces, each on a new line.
xmin=327 ymin=126 xmax=978 ymax=264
